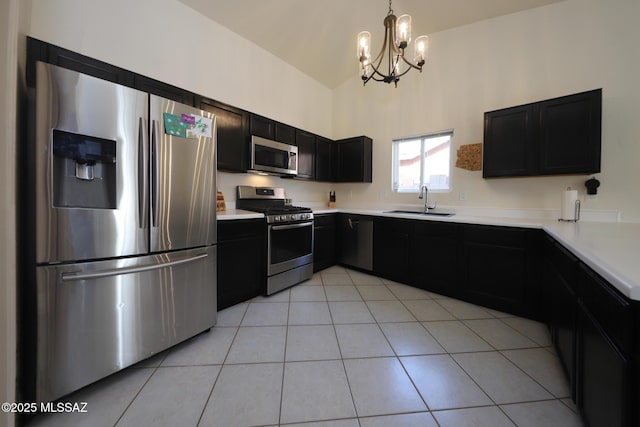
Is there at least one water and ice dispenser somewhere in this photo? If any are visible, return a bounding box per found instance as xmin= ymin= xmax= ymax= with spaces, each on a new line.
xmin=52 ymin=129 xmax=117 ymax=209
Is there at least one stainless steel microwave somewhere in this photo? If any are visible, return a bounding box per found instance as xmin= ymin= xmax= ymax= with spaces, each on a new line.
xmin=250 ymin=135 xmax=298 ymax=176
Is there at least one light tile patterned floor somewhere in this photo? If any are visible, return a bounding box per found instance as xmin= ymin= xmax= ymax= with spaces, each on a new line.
xmin=29 ymin=266 xmax=584 ymax=427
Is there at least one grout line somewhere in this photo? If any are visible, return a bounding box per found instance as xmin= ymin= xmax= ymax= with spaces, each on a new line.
xmin=112 ymin=350 xmax=169 ymax=425
xmin=277 ymin=284 xmax=292 ymax=426
xmin=325 ymin=278 xmax=362 ymax=423
xmin=195 ymin=303 xmax=249 ymax=425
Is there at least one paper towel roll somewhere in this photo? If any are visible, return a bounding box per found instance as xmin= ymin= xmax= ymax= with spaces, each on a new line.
xmin=560 ymin=188 xmax=579 ymax=221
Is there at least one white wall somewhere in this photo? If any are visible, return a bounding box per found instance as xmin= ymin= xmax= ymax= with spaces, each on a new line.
xmin=333 ymin=0 xmax=640 ymax=222
xmin=28 ymin=0 xmax=336 ymax=205
xmin=1 ymin=0 xmax=24 ymax=424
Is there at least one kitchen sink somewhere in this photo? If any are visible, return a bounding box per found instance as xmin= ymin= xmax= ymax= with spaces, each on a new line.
xmin=385 ymin=210 xmax=455 ymax=217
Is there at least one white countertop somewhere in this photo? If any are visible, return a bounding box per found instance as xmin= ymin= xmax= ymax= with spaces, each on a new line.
xmin=217 ymin=209 xmax=264 ymax=220
xmin=218 ymin=207 xmax=640 ymax=301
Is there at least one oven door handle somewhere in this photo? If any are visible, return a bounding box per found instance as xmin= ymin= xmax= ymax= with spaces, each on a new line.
xmin=271 ymin=222 xmax=313 ymax=231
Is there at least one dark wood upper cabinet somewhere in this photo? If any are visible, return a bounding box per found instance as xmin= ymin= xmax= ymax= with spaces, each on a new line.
xmin=315 ymin=136 xmax=333 ymax=182
xmin=332 ymin=136 xmax=373 ymax=182
xmin=200 ymin=98 xmax=249 ymax=173
xmin=27 ymin=37 xmax=134 ymax=88
xmin=483 ymin=89 xmax=602 ymax=178
xmin=295 ymin=129 xmax=316 ymax=179
xmin=250 ymin=114 xmax=275 ymax=139
xmin=27 ymin=38 xmax=372 ymax=184
xmin=483 ymin=104 xmax=536 ymax=177
xmin=275 ymin=122 xmax=296 ymax=145
xmin=538 ymin=90 xmax=602 ymax=175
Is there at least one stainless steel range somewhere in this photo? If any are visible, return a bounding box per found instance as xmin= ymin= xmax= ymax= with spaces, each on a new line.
xmin=236 ymin=186 xmax=314 ymax=294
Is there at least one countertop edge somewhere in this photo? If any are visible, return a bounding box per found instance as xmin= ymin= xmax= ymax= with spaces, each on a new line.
xmin=218 ymin=207 xmax=640 ymax=301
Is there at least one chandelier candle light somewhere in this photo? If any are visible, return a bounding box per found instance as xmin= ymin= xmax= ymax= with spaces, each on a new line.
xmin=358 ymin=0 xmax=429 ymax=87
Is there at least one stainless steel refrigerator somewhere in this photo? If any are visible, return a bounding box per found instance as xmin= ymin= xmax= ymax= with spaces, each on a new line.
xmin=33 ymin=62 xmax=217 ymax=402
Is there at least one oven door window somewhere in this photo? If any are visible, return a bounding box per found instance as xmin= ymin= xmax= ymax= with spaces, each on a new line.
xmin=270 ymin=222 xmax=313 ymax=265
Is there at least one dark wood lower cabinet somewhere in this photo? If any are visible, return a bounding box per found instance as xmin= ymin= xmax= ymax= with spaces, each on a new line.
xmin=217 ymin=219 xmax=265 ymax=310
xmin=577 ymin=302 xmax=630 ymax=427
xmin=459 ymin=224 xmax=541 ymax=318
xmin=410 ymin=220 xmax=460 ymax=295
xmin=545 ymin=236 xmax=638 ymax=427
xmin=373 ymin=218 xmax=411 ymax=283
xmin=548 ymin=266 xmax=578 ymax=399
xmin=313 ymin=214 xmax=336 ymax=272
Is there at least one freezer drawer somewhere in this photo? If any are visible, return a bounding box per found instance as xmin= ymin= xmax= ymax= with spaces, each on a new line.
xmin=35 ymin=246 xmax=216 ymax=402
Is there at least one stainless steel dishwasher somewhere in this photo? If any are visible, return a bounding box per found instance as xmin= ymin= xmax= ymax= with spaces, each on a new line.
xmin=338 ymin=214 xmax=373 ymax=271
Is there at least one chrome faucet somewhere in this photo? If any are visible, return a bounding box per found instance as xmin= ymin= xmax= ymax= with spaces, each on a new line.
xmin=418 ymin=185 xmax=436 ymax=213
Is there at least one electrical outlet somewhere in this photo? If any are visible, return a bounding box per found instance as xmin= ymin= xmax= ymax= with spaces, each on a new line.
xmin=459 ymin=191 xmax=468 ymax=201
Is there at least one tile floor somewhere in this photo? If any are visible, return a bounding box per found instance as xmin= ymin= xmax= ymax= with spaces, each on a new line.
xmin=29 ymin=266 xmax=584 ymax=427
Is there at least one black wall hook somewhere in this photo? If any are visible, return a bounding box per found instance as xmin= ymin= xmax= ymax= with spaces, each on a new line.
xmin=585 ymin=177 xmax=600 ymax=195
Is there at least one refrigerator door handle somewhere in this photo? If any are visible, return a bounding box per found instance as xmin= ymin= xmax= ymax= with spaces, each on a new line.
xmin=60 ymin=253 xmax=208 ymax=281
xmin=151 ymin=119 xmax=160 ymax=227
xmin=138 ymin=117 xmax=148 ymax=228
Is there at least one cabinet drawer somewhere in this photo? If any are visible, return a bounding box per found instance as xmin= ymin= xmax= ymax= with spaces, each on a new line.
xmin=463 ymin=224 xmax=527 ymax=247
xmin=413 ymin=220 xmax=459 ymax=238
xmin=577 ymin=263 xmax=634 ymax=356
xmin=314 ymin=214 xmax=336 ymax=228
xmin=218 ymin=219 xmax=264 ymax=241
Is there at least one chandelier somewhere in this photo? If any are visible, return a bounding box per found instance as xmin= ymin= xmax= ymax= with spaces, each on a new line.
xmin=357 ymin=0 xmax=429 ymax=87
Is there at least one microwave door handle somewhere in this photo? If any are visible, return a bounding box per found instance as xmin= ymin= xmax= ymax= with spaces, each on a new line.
xmin=289 ymin=152 xmax=297 ymax=170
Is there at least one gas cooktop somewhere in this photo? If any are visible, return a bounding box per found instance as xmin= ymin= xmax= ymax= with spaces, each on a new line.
xmin=235 ymin=185 xmax=313 ymax=223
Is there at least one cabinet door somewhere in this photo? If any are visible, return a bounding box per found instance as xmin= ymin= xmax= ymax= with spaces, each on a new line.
xmin=313 ymin=214 xmax=336 ymax=272
xmin=577 ymin=303 xmax=630 ymax=427
xmin=217 ymin=220 xmax=265 ymax=310
xmin=539 ymin=89 xmax=601 ymax=175
xmin=333 ymin=136 xmax=372 ymax=182
xmin=295 ymin=129 xmax=316 ymax=179
xmin=460 ymin=225 xmax=533 ymax=315
xmin=275 ymin=122 xmax=296 ymax=145
xmin=200 ymin=98 xmax=249 ymax=172
xmin=315 ymin=136 xmax=333 ymax=182
xmin=544 ymin=239 xmax=579 ymax=399
xmin=483 ymin=105 xmax=537 ymax=177
xmin=547 ymin=265 xmax=578 ymax=398
xmin=410 ymin=221 xmax=460 ymax=295
xmin=250 ymin=114 xmax=274 ymax=139
xmin=374 ymin=218 xmax=411 ymax=283
xmin=576 ymin=263 xmax=634 ymax=357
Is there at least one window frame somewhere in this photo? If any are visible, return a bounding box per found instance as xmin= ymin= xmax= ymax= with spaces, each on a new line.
xmin=391 ymin=129 xmax=453 ymax=193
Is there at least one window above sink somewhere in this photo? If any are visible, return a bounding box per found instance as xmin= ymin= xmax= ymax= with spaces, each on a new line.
xmin=392 ymin=130 xmax=453 ymax=193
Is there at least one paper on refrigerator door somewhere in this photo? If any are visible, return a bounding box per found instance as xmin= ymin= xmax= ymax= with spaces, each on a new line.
xmin=163 ymin=113 xmax=212 ymax=138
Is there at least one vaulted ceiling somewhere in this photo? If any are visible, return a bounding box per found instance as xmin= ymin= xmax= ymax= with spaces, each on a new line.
xmin=179 ymin=0 xmax=564 ymax=89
